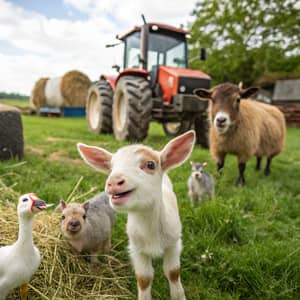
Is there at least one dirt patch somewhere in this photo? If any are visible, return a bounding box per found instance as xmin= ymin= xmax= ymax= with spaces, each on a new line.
xmin=48 ymin=151 xmax=82 ymax=164
xmin=27 ymin=146 xmax=45 ymax=156
xmin=47 ymin=137 xmax=79 ymax=143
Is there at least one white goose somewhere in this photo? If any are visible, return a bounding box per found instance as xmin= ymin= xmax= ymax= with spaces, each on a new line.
xmin=0 ymin=193 xmax=48 ymax=300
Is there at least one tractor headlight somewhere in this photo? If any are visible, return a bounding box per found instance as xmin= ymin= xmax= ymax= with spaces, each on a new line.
xmin=179 ymin=85 xmax=186 ymax=93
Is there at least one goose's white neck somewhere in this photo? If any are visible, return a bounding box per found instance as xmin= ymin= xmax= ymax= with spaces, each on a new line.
xmin=16 ymin=214 xmax=35 ymax=249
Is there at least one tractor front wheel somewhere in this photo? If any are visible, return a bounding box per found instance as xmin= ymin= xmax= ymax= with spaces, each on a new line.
xmin=86 ymin=80 xmax=113 ymax=134
xmin=113 ymin=76 xmax=152 ymax=141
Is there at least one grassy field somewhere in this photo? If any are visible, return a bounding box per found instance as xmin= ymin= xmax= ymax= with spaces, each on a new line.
xmin=0 ymin=110 xmax=299 ymax=299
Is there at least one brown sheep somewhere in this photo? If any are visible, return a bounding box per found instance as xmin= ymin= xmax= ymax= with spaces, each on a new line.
xmin=194 ymin=82 xmax=286 ymax=185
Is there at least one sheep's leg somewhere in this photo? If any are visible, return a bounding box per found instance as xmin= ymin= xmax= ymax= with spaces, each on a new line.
xmin=255 ymin=157 xmax=262 ymax=171
xmin=264 ymin=157 xmax=272 ymax=176
xmin=132 ymin=251 xmax=153 ymax=300
xmin=236 ymin=162 xmax=246 ymax=186
xmin=20 ymin=283 xmax=29 ymax=300
xmin=216 ymin=153 xmax=226 ymax=174
xmin=163 ymin=242 xmax=186 ymax=300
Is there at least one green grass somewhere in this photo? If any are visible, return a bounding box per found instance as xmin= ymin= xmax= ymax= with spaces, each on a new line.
xmin=0 ymin=98 xmax=30 ymax=110
xmin=1 ymin=114 xmax=300 ymax=299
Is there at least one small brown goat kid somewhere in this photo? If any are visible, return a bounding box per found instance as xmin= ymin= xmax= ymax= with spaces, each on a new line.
xmin=194 ymin=82 xmax=286 ymax=185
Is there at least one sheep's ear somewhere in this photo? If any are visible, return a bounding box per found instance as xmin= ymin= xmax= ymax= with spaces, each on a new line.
xmin=82 ymin=201 xmax=90 ymax=212
xmin=160 ymin=130 xmax=195 ymax=171
xmin=240 ymin=87 xmax=258 ymax=99
xmin=77 ymin=143 xmax=112 ymax=173
xmin=194 ymin=88 xmax=212 ymax=100
xmin=55 ymin=199 xmax=67 ymax=212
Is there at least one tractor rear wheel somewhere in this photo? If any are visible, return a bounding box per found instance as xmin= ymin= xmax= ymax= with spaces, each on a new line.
xmin=0 ymin=105 xmax=24 ymax=160
xmin=162 ymin=120 xmax=192 ymax=136
xmin=113 ymin=76 xmax=152 ymax=141
xmin=86 ymin=80 xmax=113 ymax=133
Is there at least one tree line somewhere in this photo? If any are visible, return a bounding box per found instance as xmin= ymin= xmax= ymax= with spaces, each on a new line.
xmin=189 ymin=0 xmax=300 ymax=86
xmin=0 ymin=92 xmax=29 ymax=100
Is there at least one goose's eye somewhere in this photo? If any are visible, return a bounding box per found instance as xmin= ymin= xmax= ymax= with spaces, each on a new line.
xmin=22 ymin=198 xmax=28 ymax=202
xmin=146 ymin=161 xmax=155 ymax=170
xmin=61 ymin=215 xmax=65 ymax=220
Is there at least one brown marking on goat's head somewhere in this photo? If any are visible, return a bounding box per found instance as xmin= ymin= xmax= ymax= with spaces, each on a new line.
xmin=169 ymin=268 xmax=180 ymax=282
xmin=60 ymin=203 xmax=87 ymax=236
xmin=135 ymin=147 xmax=159 ymax=175
xmin=136 ymin=274 xmax=152 ymax=291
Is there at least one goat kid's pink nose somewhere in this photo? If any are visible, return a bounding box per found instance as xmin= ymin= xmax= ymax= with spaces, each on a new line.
xmin=106 ymin=176 xmax=126 ymax=193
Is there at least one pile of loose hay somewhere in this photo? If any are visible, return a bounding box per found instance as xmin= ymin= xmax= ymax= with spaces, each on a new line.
xmin=0 ymin=184 xmax=133 ymax=299
xmin=30 ymin=77 xmax=49 ymax=110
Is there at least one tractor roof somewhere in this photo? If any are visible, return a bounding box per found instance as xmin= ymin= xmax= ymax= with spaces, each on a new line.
xmin=116 ymin=23 xmax=189 ymax=40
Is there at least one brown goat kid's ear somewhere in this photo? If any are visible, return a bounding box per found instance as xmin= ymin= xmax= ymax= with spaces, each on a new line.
xmin=240 ymin=87 xmax=258 ymax=99
xmin=55 ymin=199 xmax=67 ymax=212
xmin=194 ymin=88 xmax=212 ymax=100
xmin=82 ymin=201 xmax=90 ymax=211
xmin=77 ymin=143 xmax=112 ymax=173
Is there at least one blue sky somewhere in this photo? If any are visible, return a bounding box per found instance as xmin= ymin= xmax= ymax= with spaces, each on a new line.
xmin=11 ymin=0 xmax=87 ymax=20
xmin=0 ymin=0 xmax=197 ymax=94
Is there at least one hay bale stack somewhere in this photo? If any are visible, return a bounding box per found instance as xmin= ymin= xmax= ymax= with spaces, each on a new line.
xmin=0 ymin=203 xmax=133 ymax=299
xmin=30 ymin=77 xmax=49 ymax=110
xmin=61 ymin=70 xmax=91 ymax=107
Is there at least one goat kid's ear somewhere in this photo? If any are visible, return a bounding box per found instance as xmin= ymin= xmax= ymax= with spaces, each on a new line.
xmin=77 ymin=143 xmax=112 ymax=173
xmin=194 ymin=88 xmax=212 ymax=101
xmin=55 ymin=199 xmax=67 ymax=212
xmin=239 ymin=87 xmax=258 ymax=99
xmin=82 ymin=201 xmax=89 ymax=212
xmin=202 ymin=162 xmax=207 ymax=167
xmin=160 ymin=130 xmax=195 ymax=171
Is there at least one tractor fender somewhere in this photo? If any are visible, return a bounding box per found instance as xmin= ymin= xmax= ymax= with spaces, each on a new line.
xmin=100 ymin=75 xmax=117 ymax=90
xmin=115 ymin=68 xmax=149 ymax=86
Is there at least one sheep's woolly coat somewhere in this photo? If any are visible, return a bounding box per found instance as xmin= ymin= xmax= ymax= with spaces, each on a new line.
xmin=209 ymin=99 xmax=286 ymax=163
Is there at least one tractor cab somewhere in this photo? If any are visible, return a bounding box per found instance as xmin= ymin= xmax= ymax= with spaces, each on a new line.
xmin=119 ymin=23 xmax=188 ymax=70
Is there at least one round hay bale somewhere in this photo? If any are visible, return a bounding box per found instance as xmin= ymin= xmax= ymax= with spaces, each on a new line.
xmin=0 ymin=104 xmax=24 ymax=160
xmin=61 ymin=70 xmax=91 ymax=107
xmin=44 ymin=76 xmax=65 ymax=107
xmin=30 ymin=77 xmax=49 ymax=110
xmin=0 ymin=204 xmax=133 ymax=299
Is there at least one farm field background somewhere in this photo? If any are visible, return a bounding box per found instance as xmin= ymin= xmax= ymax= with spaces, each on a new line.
xmin=0 ymin=99 xmax=299 ymax=299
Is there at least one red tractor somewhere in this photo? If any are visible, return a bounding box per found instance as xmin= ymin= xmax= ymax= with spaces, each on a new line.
xmin=86 ymin=18 xmax=211 ymax=146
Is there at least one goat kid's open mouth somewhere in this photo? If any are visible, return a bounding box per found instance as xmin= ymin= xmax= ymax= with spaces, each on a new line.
xmin=111 ymin=189 xmax=134 ymax=205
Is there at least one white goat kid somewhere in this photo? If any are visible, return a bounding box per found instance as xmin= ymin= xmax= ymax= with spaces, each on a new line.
xmin=77 ymin=130 xmax=195 ymax=300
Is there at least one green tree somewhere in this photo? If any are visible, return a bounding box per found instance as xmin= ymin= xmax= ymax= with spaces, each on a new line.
xmin=189 ymin=0 xmax=300 ymax=86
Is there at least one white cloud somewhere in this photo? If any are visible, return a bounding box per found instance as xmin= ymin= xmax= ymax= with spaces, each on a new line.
xmin=0 ymin=0 xmax=196 ymax=94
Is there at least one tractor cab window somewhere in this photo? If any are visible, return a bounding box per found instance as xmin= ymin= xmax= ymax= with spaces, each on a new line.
xmin=147 ymin=32 xmax=187 ymax=71
xmin=124 ymin=31 xmax=141 ymax=69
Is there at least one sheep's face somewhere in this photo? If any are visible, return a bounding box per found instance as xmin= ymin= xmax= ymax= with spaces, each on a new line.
xmin=194 ymin=83 xmax=258 ymax=135
xmin=60 ymin=203 xmax=86 ymax=236
xmin=105 ymin=145 xmax=162 ymax=213
xmin=209 ymin=84 xmax=241 ymax=134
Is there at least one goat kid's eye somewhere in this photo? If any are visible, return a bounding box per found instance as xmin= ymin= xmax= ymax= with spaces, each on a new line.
xmin=146 ymin=161 xmax=155 ymax=170
xmin=83 ymin=215 xmax=86 ymax=220
xmin=61 ymin=215 xmax=65 ymax=220
xmin=22 ymin=198 xmax=28 ymax=202
xmin=236 ymin=96 xmax=241 ymax=104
